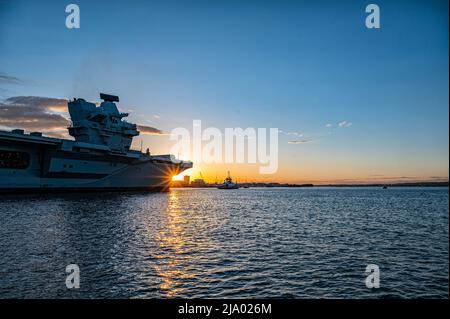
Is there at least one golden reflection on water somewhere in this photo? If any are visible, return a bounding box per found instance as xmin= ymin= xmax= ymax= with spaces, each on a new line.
xmin=154 ymin=190 xmax=194 ymax=297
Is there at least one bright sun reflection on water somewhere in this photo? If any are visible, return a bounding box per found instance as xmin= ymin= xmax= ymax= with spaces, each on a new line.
xmin=154 ymin=190 xmax=193 ymax=297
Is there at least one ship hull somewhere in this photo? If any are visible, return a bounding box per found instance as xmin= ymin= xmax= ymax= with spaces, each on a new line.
xmin=0 ymin=132 xmax=191 ymax=193
xmin=0 ymin=186 xmax=168 ymax=194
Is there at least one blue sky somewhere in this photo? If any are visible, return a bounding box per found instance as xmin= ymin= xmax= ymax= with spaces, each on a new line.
xmin=0 ymin=0 xmax=448 ymax=183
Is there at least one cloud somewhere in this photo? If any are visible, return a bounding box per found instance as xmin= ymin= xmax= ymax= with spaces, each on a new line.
xmin=288 ymin=139 xmax=313 ymax=144
xmin=43 ymin=130 xmax=72 ymax=139
xmin=5 ymin=96 xmax=68 ymax=112
xmin=325 ymin=123 xmax=332 ymax=128
xmin=429 ymin=176 xmax=448 ymax=180
xmin=364 ymin=176 xmax=419 ymax=181
xmin=279 ymin=129 xmax=303 ymax=137
xmin=137 ymin=124 xmax=164 ymax=135
xmin=0 ymin=72 xmax=22 ymax=85
xmin=0 ymin=95 xmax=165 ymax=137
xmin=0 ymin=96 xmax=70 ymax=132
xmin=338 ymin=120 xmax=352 ymax=128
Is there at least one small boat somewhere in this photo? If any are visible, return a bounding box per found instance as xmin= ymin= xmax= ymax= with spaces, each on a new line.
xmin=217 ymin=171 xmax=240 ymax=189
xmin=382 ymin=185 xmax=388 ymax=189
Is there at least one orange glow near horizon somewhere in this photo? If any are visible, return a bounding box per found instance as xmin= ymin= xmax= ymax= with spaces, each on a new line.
xmin=134 ymin=136 xmax=449 ymax=185
xmin=171 ymin=162 xmax=449 ymax=185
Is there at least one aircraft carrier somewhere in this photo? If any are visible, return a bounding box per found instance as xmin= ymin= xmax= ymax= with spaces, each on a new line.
xmin=0 ymin=93 xmax=192 ymax=193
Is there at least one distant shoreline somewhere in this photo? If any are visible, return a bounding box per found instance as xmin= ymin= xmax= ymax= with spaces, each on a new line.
xmin=171 ymin=181 xmax=449 ymax=188
xmin=314 ymin=182 xmax=449 ymax=187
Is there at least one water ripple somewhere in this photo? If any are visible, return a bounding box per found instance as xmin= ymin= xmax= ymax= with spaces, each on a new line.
xmin=0 ymin=187 xmax=448 ymax=298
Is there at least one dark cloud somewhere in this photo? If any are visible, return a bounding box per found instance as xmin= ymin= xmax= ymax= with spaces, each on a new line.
xmin=137 ymin=124 xmax=164 ymax=135
xmin=0 ymin=96 xmax=70 ymax=132
xmin=5 ymin=96 xmax=68 ymax=112
xmin=0 ymin=72 xmax=22 ymax=85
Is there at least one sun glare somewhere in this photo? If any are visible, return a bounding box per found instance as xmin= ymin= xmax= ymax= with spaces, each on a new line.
xmin=172 ymin=174 xmax=184 ymax=181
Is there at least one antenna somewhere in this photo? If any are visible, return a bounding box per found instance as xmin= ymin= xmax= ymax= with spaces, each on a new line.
xmin=100 ymin=93 xmax=119 ymax=102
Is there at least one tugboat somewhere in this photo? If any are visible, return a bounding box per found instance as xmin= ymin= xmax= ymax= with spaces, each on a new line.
xmin=217 ymin=171 xmax=240 ymax=189
xmin=0 ymin=93 xmax=192 ymax=193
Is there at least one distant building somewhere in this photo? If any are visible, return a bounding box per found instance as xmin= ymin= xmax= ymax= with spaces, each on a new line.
xmin=191 ymin=178 xmax=206 ymax=187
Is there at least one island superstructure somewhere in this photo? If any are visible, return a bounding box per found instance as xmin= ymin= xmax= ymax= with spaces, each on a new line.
xmin=0 ymin=93 xmax=192 ymax=193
